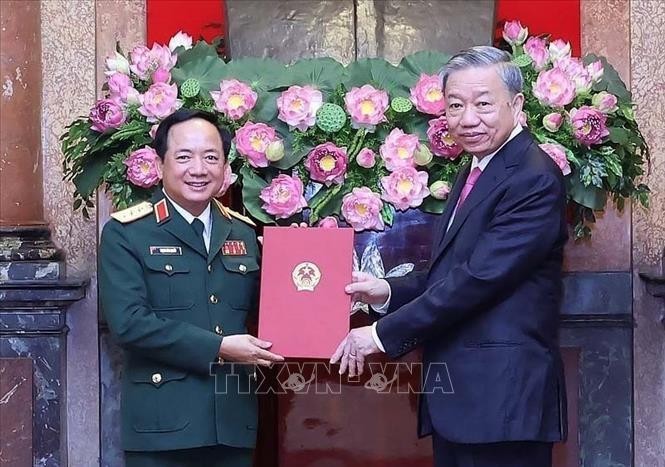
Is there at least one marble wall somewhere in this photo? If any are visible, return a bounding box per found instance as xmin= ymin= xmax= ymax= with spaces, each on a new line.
xmin=94 ymin=2 xmax=147 ymax=466
xmin=39 ymin=1 xmax=145 ymax=465
xmin=631 ymin=1 xmax=665 ymax=466
xmin=40 ymin=1 xmax=99 ymax=466
xmin=566 ymin=0 xmax=632 ymax=273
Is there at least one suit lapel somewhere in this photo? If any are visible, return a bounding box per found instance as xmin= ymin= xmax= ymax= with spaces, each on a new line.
xmin=436 ymin=130 xmax=534 ymax=256
xmin=207 ymin=202 xmax=233 ymax=264
xmin=431 ymin=164 xmax=470 ymax=255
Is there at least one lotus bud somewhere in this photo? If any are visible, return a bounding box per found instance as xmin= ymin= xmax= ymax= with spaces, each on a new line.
xmin=265 ymin=139 xmax=285 ymax=162
xmin=414 ymin=144 xmax=433 ymax=166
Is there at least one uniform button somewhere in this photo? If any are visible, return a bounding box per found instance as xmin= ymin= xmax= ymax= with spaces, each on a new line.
xmin=151 ymin=373 xmax=162 ymax=384
xmin=164 ymin=264 xmax=173 ymax=272
xmin=239 ymin=264 xmax=247 ymax=273
xmin=210 ymin=294 xmax=218 ymax=304
xmin=214 ymin=325 xmax=223 ymax=335
xmin=207 ymin=264 xmax=212 ymax=273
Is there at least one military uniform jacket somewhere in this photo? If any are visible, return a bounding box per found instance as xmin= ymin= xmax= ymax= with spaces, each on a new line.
xmin=99 ymin=192 xmax=260 ymax=452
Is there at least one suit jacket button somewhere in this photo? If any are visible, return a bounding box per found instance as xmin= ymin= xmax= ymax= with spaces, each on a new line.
xmin=151 ymin=373 xmax=162 ymax=384
xmin=210 ymin=294 xmax=218 ymax=304
xmin=207 ymin=264 xmax=212 ymax=273
xmin=214 ymin=325 xmax=223 ymax=335
xmin=164 ymin=264 xmax=173 ymax=272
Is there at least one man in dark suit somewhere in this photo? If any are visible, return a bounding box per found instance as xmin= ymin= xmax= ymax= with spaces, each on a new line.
xmin=99 ymin=109 xmax=284 ymax=467
xmin=332 ymin=46 xmax=568 ymax=467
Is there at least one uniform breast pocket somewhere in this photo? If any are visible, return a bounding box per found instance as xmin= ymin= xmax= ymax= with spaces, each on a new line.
xmin=219 ymin=255 xmax=260 ymax=310
xmin=143 ymin=256 xmax=194 ymax=309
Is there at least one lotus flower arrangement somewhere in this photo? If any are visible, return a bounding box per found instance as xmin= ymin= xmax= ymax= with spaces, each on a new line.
xmin=62 ymin=22 xmax=649 ymax=238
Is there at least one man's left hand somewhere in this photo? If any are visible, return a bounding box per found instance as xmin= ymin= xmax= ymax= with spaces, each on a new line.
xmin=330 ymin=326 xmax=380 ymax=377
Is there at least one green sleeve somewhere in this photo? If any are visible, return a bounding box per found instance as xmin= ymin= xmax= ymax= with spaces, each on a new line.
xmin=99 ymin=221 xmax=222 ymax=375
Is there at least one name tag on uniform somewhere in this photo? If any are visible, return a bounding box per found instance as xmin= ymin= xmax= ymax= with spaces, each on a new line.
xmin=222 ymin=241 xmax=247 ymax=256
xmin=149 ymin=246 xmax=182 ymax=256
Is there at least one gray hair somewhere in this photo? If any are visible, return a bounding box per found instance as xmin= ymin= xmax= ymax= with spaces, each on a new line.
xmin=439 ymin=46 xmax=523 ymax=96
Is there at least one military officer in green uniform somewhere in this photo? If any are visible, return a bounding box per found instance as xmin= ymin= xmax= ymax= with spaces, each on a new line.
xmin=99 ymin=109 xmax=284 ymax=467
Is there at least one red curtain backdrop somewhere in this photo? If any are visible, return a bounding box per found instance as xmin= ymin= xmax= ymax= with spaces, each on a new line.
xmin=495 ymin=0 xmax=581 ymax=56
xmin=146 ymin=0 xmax=226 ymax=46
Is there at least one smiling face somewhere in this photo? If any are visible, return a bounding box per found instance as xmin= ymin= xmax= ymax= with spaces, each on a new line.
xmin=156 ymin=118 xmax=225 ymax=216
xmin=444 ymin=65 xmax=524 ymax=159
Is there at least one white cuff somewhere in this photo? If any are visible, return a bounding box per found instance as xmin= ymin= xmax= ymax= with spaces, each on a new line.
xmin=371 ymin=322 xmax=386 ymax=353
xmin=369 ymin=283 xmax=391 ymax=315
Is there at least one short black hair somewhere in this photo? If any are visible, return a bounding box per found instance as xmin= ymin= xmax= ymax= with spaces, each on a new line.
xmin=152 ymin=109 xmax=232 ymax=160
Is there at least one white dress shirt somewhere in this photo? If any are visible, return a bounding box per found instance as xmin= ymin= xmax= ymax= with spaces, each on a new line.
xmin=370 ymin=124 xmax=524 ymax=352
xmin=163 ymin=190 xmax=212 ymax=253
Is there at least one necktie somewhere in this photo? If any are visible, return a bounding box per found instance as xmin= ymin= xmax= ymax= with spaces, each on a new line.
xmin=191 ymin=218 xmax=206 ymax=252
xmin=457 ymin=167 xmax=482 ymax=208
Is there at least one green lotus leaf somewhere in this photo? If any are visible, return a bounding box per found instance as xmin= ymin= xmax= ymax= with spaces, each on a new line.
xmin=344 ymin=58 xmax=411 ymax=97
xmin=239 ymin=165 xmax=275 ymax=225
xmin=399 ymin=50 xmax=451 ymax=81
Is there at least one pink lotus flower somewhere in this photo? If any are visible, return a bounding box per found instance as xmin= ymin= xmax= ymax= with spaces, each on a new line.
xmin=276 ymin=85 xmax=323 ymax=131
xmin=429 ymin=180 xmax=451 ymax=200
xmin=380 ymin=128 xmax=420 ymax=171
xmin=234 ymin=122 xmax=277 ymax=168
xmin=89 ymin=98 xmax=126 ymax=133
xmin=426 ymin=117 xmax=463 ymax=159
xmin=151 ymin=67 xmax=171 ymax=84
xmin=502 ymin=20 xmax=528 ymax=46
xmin=409 ymin=74 xmax=446 ymax=116
xmin=356 ymin=148 xmax=377 ymax=168
xmin=138 ymin=82 xmax=182 ymax=122
xmin=542 ymin=113 xmax=564 ymax=132
xmin=555 ymin=57 xmax=592 ymax=94
xmin=104 ymin=51 xmax=130 ymax=76
xmin=380 ymin=167 xmax=429 ymax=211
xmin=107 ymin=73 xmax=139 ymax=105
xmin=318 ymin=216 xmax=339 ymax=228
xmin=592 ymin=91 xmax=618 ymax=114
xmin=586 ymin=60 xmax=604 ymax=83
xmin=129 ymin=44 xmax=177 ymax=81
xmin=548 ymin=39 xmax=572 ymax=63
xmin=304 ymin=142 xmax=348 ymax=186
xmin=341 ymin=187 xmax=385 ymax=232
xmin=124 ymin=146 xmax=161 ymax=188
xmin=168 ymin=31 xmax=193 ymax=52
xmin=539 ymin=143 xmax=571 ymax=175
xmin=533 ymin=68 xmax=576 ymax=107
xmin=524 ymin=36 xmax=549 ymax=71
xmin=210 ymin=79 xmax=258 ymax=121
xmin=570 ymin=106 xmax=610 ymax=147
xmin=259 ymin=174 xmax=307 ymax=219
xmin=216 ymin=163 xmax=238 ymax=197
xmin=344 ymin=84 xmax=389 ymax=130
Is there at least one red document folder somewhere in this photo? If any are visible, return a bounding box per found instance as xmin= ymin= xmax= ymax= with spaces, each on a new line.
xmin=258 ymin=227 xmax=354 ymax=358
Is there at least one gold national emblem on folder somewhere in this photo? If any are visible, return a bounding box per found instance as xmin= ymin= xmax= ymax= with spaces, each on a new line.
xmin=292 ymin=262 xmax=322 ymax=292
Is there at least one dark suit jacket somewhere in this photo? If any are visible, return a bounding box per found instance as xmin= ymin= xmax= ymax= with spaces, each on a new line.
xmin=376 ymin=130 xmax=568 ymax=444
xmin=99 ymin=192 xmax=260 ymax=452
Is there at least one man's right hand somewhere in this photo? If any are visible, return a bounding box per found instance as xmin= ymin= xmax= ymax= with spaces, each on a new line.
xmin=219 ymin=335 xmax=284 ymax=366
xmin=345 ymin=271 xmax=390 ymax=306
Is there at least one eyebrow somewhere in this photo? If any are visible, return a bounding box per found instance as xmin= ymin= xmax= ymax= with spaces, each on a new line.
xmin=447 ymin=90 xmax=492 ymax=100
xmin=175 ymin=148 xmax=220 ymax=153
